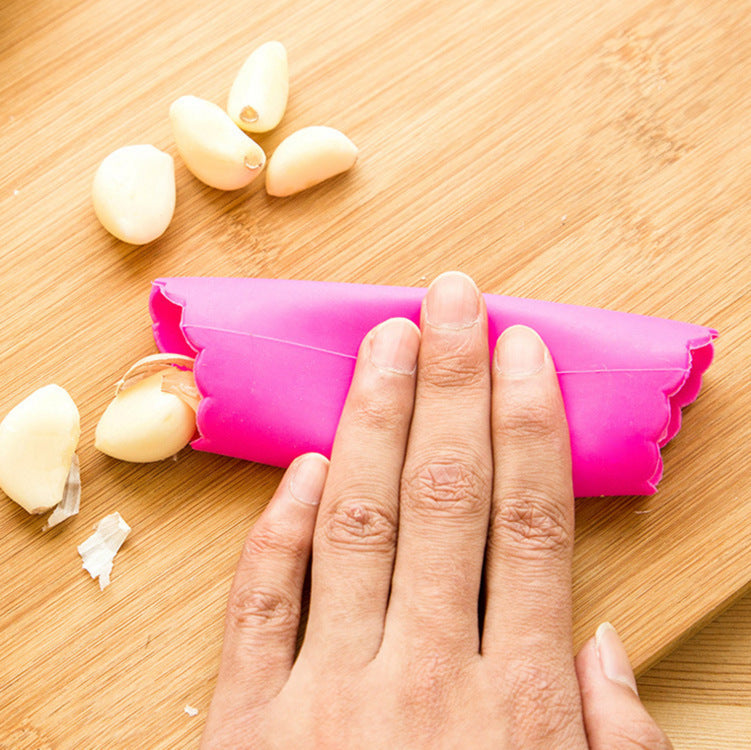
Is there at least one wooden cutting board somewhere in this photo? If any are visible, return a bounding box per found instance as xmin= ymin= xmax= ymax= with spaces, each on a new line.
xmin=1 ymin=0 xmax=749 ymax=747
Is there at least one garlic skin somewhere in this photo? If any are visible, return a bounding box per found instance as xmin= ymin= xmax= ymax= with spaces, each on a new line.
xmin=92 ymin=145 xmax=176 ymax=244
xmin=228 ymin=41 xmax=289 ymax=133
xmin=95 ymin=372 xmax=197 ymax=462
xmin=170 ymin=95 xmax=266 ymax=190
xmin=44 ymin=454 xmax=81 ymax=530
xmin=116 ymin=353 xmax=195 ymax=396
xmin=0 ymin=385 xmax=81 ymax=514
xmin=78 ymin=512 xmax=130 ymax=590
xmin=266 ymin=126 xmax=357 ymax=197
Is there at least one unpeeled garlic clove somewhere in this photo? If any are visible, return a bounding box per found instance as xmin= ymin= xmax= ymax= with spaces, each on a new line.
xmin=0 ymin=385 xmax=81 ymax=514
xmin=92 ymin=145 xmax=176 ymax=244
xmin=227 ymin=41 xmax=289 ymax=133
xmin=265 ymin=126 xmax=357 ymax=197
xmin=170 ymin=95 xmax=266 ymax=190
xmin=113 ymin=353 xmax=200 ymax=410
xmin=95 ymin=371 xmax=197 ymax=463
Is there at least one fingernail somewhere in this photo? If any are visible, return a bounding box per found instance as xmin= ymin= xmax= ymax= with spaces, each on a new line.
xmin=370 ymin=318 xmax=420 ymax=374
xmin=595 ymin=622 xmax=639 ymax=696
xmin=425 ymin=271 xmax=481 ymax=328
xmin=495 ymin=325 xmax=546 ymax=377
xmin=288 ymin=454 xmax=328 ymax=506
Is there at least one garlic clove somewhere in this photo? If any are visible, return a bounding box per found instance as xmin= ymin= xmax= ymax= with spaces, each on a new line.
xmin=265 ymin=126 xmax=357 ymax=197
xmin=227 ymin=41 xmax=289 ymax=133
xmin=92 ymin=145 xmax=176 ymax=245
xmin=170 ymin=95 xmax=266 ymax=190
xmin=95 ymin=372 xmax=197 ymax=462
xmin=0 ymin=385 xmax=81 ymax=514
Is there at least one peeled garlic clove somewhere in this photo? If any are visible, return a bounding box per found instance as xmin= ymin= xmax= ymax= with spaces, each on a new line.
xmin=170 ymin=95 xmax=266 ymax=190
xmin=95 ymin=372 xmax=197 ymax=462
xmin=228 ymin=41 xmax=289 ymax=133
xmin=0 ymin=385 xmax=81 ymax=514
xmin=265 ymin=126 xmax=357 ymax=197
xmin=92 ymin=145 xmax=176 ymax=244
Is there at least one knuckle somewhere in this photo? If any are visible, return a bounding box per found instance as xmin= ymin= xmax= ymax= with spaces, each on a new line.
xmin=505 ymin=662 xmax=581 ymax=743
xmin=399 ymin=651 xmax=457 ymax=721
xmin=410 ymin=652 xmax=452 ymax=695
xmin=243 ymin=523 xmax=308 ymax=566
xmin=402 ymin=455 xmax=490 ymax=516
xmin=348 ymin=386 xmax=409 ymax=435
xmin=492 ymin=488 xmax=571 ymax=556
xmin=227 ymin=584 xmax=299 ymax=633
xmin=495 ymin=395 xmax=562 ymax=444
xmin=321 ymin=497 xmax=397 ymax=552
xmin=421 ymin=335 xmax=488 ymax=391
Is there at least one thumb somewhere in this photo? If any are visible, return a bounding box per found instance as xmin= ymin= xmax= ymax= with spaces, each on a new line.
xmin=575 ymin=623 xmax=673 ymax=750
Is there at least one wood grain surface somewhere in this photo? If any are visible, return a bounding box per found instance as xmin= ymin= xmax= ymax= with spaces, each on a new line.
xmin=1 ymin=0 xmax=749 ymax=747
xmin=640 ymin=588 xmax=751 ymax=749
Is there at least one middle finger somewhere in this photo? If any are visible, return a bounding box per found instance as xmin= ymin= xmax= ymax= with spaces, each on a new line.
xmin=385 ymin=272 xmax=492 ymax=652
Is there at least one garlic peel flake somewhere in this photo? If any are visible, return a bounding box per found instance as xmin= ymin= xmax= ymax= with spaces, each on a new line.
xmin=78 ymin=512 xmax=130 ymax=590
xmin=116 ymin=353 xmax=195 ymax=396
xmin=161 ymin=368 xmax=201 ymax=413
xmin=43 ymin=454 xmax=81 ymax=530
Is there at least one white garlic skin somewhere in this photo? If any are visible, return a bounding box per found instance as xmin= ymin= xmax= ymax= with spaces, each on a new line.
xmin=0 ymin=385 xmax=81 ymax=513
xmin=95 ymin=372 xmax=197 ymax=462
xmin=92 ymin=145 xmax=176 ymax=244
xmin=265 ymin=126 xmax=357 ymax=197
xmin=228 ymin=41 xmax=289 ymax=133
xmin=170 ymin=95 xmax=266 ymax=190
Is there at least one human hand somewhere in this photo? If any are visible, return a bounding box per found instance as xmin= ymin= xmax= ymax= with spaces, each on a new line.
xmin=201 ymin=272 xmax=672 ymax=749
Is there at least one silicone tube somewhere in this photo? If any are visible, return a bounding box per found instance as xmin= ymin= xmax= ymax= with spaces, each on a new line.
xmin=150 ymin=277 xmax=717 ymax=497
